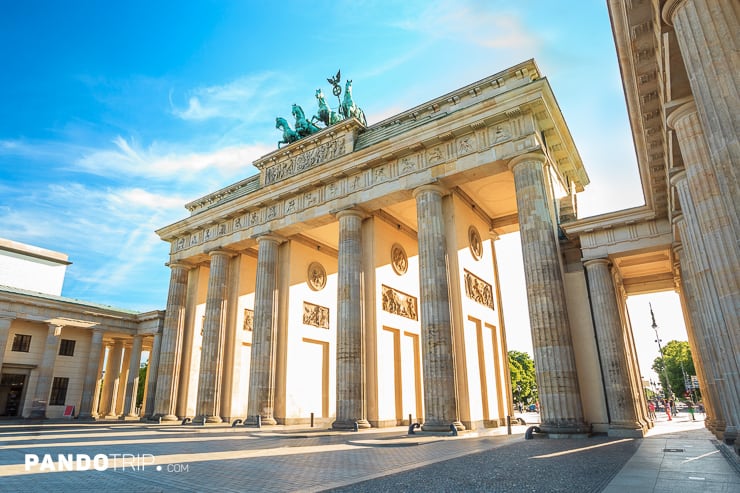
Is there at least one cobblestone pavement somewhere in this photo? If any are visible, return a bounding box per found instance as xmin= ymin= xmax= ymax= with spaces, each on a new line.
xmin=0 ymin=413 xmax=737 ymax=492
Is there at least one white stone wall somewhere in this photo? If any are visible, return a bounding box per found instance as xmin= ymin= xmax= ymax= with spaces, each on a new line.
xmin=0 ymin=250 xmax=67 ymax=296
xmin=284 ymin=242 xmax=337 ymax=421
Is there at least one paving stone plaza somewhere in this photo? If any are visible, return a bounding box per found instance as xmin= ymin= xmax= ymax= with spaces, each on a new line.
xmin=1 ymin=413 xmax=738 ymax=492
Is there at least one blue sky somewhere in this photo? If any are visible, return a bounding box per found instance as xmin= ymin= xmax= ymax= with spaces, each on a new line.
xmin=0 ymin=1 xmax=687 ymax=377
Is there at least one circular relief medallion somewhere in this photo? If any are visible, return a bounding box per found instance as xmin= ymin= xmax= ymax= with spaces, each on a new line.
xmin=391 ymin=243 xmax=408 ymax=275
xmin=468 ymin=226 xmax=483 ymax=260
xmin=307 ymin=262 xmax=327 ymax=291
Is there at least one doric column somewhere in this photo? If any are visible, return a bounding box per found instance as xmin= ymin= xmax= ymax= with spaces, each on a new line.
xmin=332 ymin=210 xmax=371 ymax=429
xmin=123 ymin=334 xmax=144 ymax=418
xmin=115 ymin=346 xmax=132 ymax=415
xmin=220 ymin=255 xmax=240 ymax=422
xmin=196 ymin=250 xmax=231 ymax=423
xmin=509 ymin=153 xmax=586 ymax=434
xmin=663 ymin=0 xmax=739 ymax=232
xmin=247 ymin=236 xmax=281 ymax=426
xmin=154 ymin=262 xmax=189 ymax=421
xmin=89 ymin=341 xmax=106 ymax=419
xmin=584 ymin=259 xmax=645 ymax=436
xmin=413 ymin=186 xmax=463 ymax=432
xmin=672 ymin=172 xmax=740 ymax=443
xmin=611 ymin=270 xmax=651 ymax=430
xmin=667 ymin=102 xmax=739 ymax=353
xmin=143 ymin=331 xmax=162 ymax=418
xmin=78 ymin=329 xmax=105 ymax=419
xmin=100 ymin=339 xmax=124 ymax=419
xmin=672 ymin=245 xmax=720 ymax=431
xmin=0 ymin=316 xmax=13 ymax=368
xmin=29 ymin=323 xmax=62 ymax=418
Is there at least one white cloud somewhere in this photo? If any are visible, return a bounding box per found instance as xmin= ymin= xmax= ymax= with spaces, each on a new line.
xmin=74 ymin=136 xmax=270 ymax=182
xmin=393 ymin=1 xmax=539 ymax=53
xmin=171 ymin=72 xmax=283 ymax=122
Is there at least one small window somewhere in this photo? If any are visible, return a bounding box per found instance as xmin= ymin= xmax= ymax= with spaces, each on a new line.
xmin=11 ymin=334 xmax=31 ymax=352
xmin=58 ymin=339 xmax=76 ymax=357
xmin=49 ymin=377 xmax=69 ymax=406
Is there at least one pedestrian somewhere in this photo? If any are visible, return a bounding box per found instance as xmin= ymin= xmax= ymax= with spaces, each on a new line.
xmin=687 ymin=401 xmax=695 ymax=421
xmin=665 ymin=400 xmax=672 ymax=421
xmin=648 ymin=401 xmax=656 ymax=420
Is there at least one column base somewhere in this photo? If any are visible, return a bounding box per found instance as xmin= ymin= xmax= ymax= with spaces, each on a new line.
xmin=332 ymin=418 xmax=371 ymax=430
xmin=204 ymin=415 xmax=222 ymax=424
xmin=539 ymin=420 xmax=591 ymax=437
xmin=245 ymin=415 xmax=277 ymax=426
xmin=421 ymin=420 xmax=465 ymax=432
xmin=160 ymin=414 xmax=180 ymax=422
xmin=124 ymin=415 xmax=141 ymax=421
xmin=722 ymin=426 xmax=737 ymax=445
xmin=103 ymin=414 xmax=120 ymax=420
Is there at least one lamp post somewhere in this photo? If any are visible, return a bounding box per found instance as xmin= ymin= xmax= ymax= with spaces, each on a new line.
xmin=650 ymin=303 xmax=673 ymax=400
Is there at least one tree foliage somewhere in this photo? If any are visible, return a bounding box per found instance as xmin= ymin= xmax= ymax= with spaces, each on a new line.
xmin=651 ymin=340 xmax=696 ymax=399
xmin=508 ymin=350 xmax=537 ymax=405
xmin=137 ymin=362 xmax=148 ymax=408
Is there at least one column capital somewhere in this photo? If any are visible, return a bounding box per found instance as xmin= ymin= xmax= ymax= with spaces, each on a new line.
xmin=669 ymin=168 xmax=688 ymax=187
xmin=666 ymin=100 xmax=698 ymax=130
xmin=488 ymin=230 xmax=500 ymax=241
xmin=331 ymin=205 xmax=367 ymax=220
xmin=165 ymin=261 xmax=191 ymax=270
xmin=252 ymin=232 xmax=285 ymax=244
xmin=46 ymin=323 xmax=63 ymax=336
xmin=661 ymin=0 xmax=686 ymax=26
xmin=412 ymin=183 xmax=448 ymax=199
xmin=507 ymin=151 xmax=546 ymax=173
xmin=583 ymin=257 xmax=611 ymax=269
xmin=206 ymin=248 xmax=236 ymax=258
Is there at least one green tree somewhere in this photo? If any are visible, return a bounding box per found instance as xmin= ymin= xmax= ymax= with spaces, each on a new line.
xmin=508 ymin=350 xmax=537 ymax=407
xmin=137 ymin=362 xmax=148 ymax=408
xmin=652 ymin=340 xmax=696 ymax=399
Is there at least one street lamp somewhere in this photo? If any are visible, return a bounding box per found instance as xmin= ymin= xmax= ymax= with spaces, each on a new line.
xmin=650 ymin=303 xmax=673 ymax=400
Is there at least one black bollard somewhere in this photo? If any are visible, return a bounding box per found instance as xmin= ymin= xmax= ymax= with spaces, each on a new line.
xmin=257 ymin=415 xmax=262 ymax=429
xmin=507 ymin=415 xmax=512 ymax=435
xmin=353 ymin=421 xmax=359 ymax=432
xmin=310 ymin=412 xmax=314 ymax=428
xmin=449 ymin=424 xmax=458 ymax=436
xmin=408 ymin=422 xmax=421 ymax=435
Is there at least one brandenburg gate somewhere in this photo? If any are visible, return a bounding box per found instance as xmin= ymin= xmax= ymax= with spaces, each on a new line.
xmin=151 ymin=59 xmax=644 ymax=436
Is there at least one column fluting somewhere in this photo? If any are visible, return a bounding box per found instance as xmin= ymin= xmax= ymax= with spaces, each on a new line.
xmin=78 ymin=329 xmax=105 ymax=419
xmin=509 ymin=153 xmax=586 ymax=434
xmin=247 ymin=236 xmax=282 ymax=426
xmin=196 ymin=250 xmax=231 ymax=423
xmin=414 ymin=186 xmax=463 ymax=432
xmin=584 ymin=259 xmax=644 ymax=435
xmin=153 ymin=262 xmax=190 ymax=420
xmin=333 ymin=210 xmax=371 ymax=429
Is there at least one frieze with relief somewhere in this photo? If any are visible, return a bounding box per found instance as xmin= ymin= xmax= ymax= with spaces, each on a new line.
xmin=265 ymin=137 xmax=347 ymax=185
xmin=381 ymin=285 xmax=418 ymax=320
xmin=463 ymin=269 xmax=494 ymax=310
xmin=303 ymin=301 xmax=329 ymax=329
xmin=243 ymin=309 xmax=254 ymax=331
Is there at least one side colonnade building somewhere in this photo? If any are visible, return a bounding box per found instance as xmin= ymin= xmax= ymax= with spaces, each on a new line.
xmin=0 ymin=238 xmax=164 ymax=419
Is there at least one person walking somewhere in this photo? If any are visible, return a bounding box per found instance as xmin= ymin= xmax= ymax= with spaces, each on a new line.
xmin=665 ymin=400 xmax=672 ymax=421
xmin=648 ymin=401 xmax=656 ymax=420
xmin=687 ymin=401 xmax=696 ymax=421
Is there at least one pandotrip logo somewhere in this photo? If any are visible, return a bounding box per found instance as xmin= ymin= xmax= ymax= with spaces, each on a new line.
xmin=25 ymin=453 xmax=158 ymax=472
